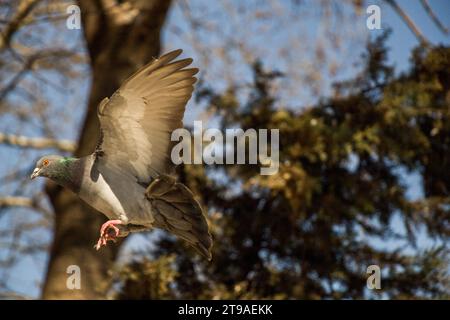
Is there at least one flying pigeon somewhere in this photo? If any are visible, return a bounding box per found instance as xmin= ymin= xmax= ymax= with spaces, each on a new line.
xmin=30 ymin=49 xmax=213 ymax=260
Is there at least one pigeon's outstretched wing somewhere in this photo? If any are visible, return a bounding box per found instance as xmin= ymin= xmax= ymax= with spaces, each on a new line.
xmin=95 ymin=49 xmax=198 ymax=183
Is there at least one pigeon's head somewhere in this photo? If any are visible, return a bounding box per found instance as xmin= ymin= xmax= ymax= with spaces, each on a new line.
xmin=30 ymin=155 xmax=65 ymax=180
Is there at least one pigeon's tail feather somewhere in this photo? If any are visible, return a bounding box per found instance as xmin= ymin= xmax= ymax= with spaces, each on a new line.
xmin=146 ymin=175 xmax=213 ymax=260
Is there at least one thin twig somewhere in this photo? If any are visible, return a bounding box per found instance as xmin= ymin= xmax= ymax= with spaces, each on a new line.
xmin=0 ymin=132 xmax=76 ymax=152
xmin=384 ymin=0 xmax=430 ymax=46
xmin=0 ymin=195 xmax=52 ymax=218
xmin=0 ymin=196 xmax=33 ymax=207
xmin=0 ymin=290 xmax=32 ymax=300
xmin=419 ymin=0 xmax=448 ymax=35
xmin=0 ymin=0 xmax=41 ymax=50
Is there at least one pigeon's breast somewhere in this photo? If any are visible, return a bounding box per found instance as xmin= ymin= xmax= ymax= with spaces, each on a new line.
xmin=78 ymin=164 xmax=155 ymax=226
xmin=78 ymin=172 xmax=127 ymax=221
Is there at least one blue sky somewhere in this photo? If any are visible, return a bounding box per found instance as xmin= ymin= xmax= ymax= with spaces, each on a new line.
xmin=0 ymin=0 xmax=449 ymax=298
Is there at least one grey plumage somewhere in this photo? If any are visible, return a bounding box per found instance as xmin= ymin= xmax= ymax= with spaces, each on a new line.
xmin=147 ymin=175 xmax=212 ymax=260
xmin=31 ymin=49 xmax=212 ymax=260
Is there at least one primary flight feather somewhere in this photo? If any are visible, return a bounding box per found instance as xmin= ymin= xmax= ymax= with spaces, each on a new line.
xmin=30 ymin=49 xmax=212 ymax=260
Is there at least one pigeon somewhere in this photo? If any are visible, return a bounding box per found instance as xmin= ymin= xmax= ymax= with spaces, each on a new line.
xmin=30 ymin=49 xmax=213 ymax=260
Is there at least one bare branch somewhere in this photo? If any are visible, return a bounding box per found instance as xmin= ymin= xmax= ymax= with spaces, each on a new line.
xmin=384 ymin=0 xmax=430 ymax=46
xmin=0 ymin=59 xmax=32 ymax=102
xmin=0 ymin=0 xmax=41 ymax=50
xmin=0 ymin=133 xmax=76 ymax=152
xmin=0 ymin=48 xmax=77 ymax=103
xmin=419 ymin=0 xmax=448 ymax=35
xmin=0 ymin=196 xmax=33 ymax=207
xmin=0 ymin=290 xmax=32 ymax=300
xmin=0 ymin=195 xmax=53 ymax=219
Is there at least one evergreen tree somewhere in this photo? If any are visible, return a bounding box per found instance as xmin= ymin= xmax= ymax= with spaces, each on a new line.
xmin=112 ymin=36 xmax=450 ymax=299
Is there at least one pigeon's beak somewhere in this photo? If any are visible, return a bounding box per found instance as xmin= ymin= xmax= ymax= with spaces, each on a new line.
xmin=30 ymin=168 xmax=41 ymax=180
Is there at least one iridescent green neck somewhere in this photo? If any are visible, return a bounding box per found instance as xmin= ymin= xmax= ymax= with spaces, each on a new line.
xmin=59 ymin=157 xmax=77 ymax=166
xmin=49 ymin=157 xmax=81 ymax=192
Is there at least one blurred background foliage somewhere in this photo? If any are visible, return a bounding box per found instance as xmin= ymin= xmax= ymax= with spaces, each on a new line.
xmin=0 ymin=0 xmax=448 ymax=299
xmin=114 ymin=35 xmax=450 ymax=299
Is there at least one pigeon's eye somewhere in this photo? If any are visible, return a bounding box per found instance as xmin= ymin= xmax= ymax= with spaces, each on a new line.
xmin=42 ymin=159 xmax=49 ymax=167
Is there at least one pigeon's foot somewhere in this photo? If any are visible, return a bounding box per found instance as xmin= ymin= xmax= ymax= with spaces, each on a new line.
xmin=94 ymin=219 xmax=123 ymax=250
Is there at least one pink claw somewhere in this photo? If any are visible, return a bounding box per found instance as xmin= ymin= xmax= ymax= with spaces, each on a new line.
xmin=95 ymin=219 xmax=123 ymax=250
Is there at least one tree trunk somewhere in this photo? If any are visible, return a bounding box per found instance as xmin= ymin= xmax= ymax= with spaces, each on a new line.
xmin=42 ymin=0 xmax=172 ymax=299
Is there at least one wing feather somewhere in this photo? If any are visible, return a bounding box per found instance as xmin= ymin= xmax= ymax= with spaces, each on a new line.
xmin=95 ymin=49 xmax=197 ymax=183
